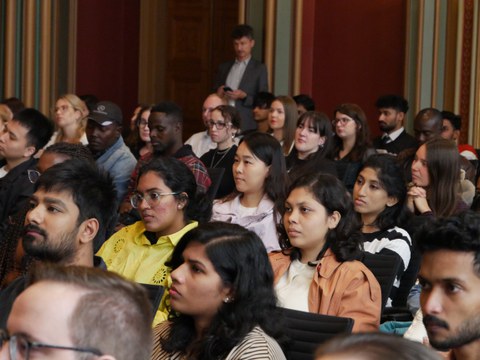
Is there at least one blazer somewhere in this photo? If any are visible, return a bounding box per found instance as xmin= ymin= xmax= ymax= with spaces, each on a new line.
xmin=214 ymin=58 xmax=268 ymax=132
xmin=373 ymin=130 xmax=418 ymax=155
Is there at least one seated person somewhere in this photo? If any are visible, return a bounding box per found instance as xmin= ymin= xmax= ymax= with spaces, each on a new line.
xmin=293 ymin=93 xmax=315 ymax=116
xmin=252 ymin=91 xmax=275 ymax=133
xmin=441 ymin=110 xmax=478 ymax=160
xmin=353 ymin=154 xmax=412 ymax=306
xmin=2 ymin=264 xmax=152 ymax=360
xmin=151 ymin=222 xmax=287 ymax=360
xmin=270 ymin=173 xmax=381 ymax=332
xmin=285 ymin=111 xmax=337 ymax=182
xmin=97 ymin=157 xmax=212 ymax=325
xmin=211 ymin=132 xmax=287 ymax=252
xmin=200 ymin=105 xmax=240 ymax=198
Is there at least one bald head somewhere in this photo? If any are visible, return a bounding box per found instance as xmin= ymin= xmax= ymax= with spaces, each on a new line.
xmin=202 ymin=93 xmax=227 ymax=126
xmin=414 ymin=108 xmax=442 ymax=144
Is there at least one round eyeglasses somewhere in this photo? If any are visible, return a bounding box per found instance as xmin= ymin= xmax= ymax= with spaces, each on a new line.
xmin=130 ymin=191 xmax=179 ymax=209
xmin=0 ymin=329 xmax=103 ymax=360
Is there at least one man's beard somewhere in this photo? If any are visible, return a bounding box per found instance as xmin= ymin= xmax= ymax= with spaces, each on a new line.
xmin=424 ymin=314 xmax=480 ymax=351
xmin=379 ymin=121 xmax=395 ymax=133
xmin=22 ymin=224 xmax=78 ymax=264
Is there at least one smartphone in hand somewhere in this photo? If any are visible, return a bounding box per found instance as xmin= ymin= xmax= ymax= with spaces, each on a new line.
xmin=223 ymin=86 xmax=233 ymax=92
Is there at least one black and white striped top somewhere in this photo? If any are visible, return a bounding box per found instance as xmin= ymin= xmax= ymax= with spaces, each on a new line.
xmin=151 ymin=321 xmax=286 ymax=360
xmin=362 ymin=226 xmax=412 ymax=307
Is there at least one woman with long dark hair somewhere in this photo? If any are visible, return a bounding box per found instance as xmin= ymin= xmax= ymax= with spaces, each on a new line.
xmin=152 ymin=222 xmax=286 ymax=359
xmin=270 ymin=173 xmax=381 ymax=332
xmin=211 ymin=132 xmax=288 ymax=252
xmin=353 ymin=154 xmax=412 ymax=305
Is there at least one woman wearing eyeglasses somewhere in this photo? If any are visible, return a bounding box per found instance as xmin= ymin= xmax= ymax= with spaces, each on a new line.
xmin=332 ymin=103 xmax=375 ymax=191
xmin=97 ymin=157 xmax=212 ymax=325
xmin=200 ymin=105 xmax=240 ymax=199
xmin=126 ymin=106 xmax=153 ymax=160
xmin=42 ymin=95 xmax=89 ymax=153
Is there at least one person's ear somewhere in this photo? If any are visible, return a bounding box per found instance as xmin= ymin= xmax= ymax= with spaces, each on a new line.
xmin=318 ymin=136 xmax=326 ymax=147
xmin=78 ymin=218 xmax=99 ymax=245
xmin=23 ymin=145 xmax=36 ymax=158
xmin=327 ymin=210 xmax=341 ymax=230
xmin=386 ymin=196 xmax=399 ymax=207
xmin=176 ymin=192 xmax=189 ymax=210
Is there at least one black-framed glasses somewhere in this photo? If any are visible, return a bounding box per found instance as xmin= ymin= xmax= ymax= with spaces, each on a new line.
xmin=0 ymin=329 xmax=103 ymax=359
xmin=130 ymin=191 xmax=179 ymax=209
xmin=207 ymin=120 xmax=230 ymax=130
xmin=27 ymin=170 xmax=41 ymax=184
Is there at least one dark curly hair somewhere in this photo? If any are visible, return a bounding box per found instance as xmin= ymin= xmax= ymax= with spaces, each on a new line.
xmin=356 ymin=154 xmax=410 ymax=230
xmin=138 ymin=157 xmax=212 ymax=224
xmin=278 ymin=173 xmax=363 ymax=263
xmin=160 ymin=222 xmax=286 ymax=359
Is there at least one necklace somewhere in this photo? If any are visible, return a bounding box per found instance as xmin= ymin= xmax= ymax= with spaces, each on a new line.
xmin=210 ymin=146 xmax=233 ymax=168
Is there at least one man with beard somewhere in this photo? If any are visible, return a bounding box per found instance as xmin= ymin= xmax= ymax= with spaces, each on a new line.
xmin=119 ymin=101 xmax=210 ymax=219
xmin=417 ymin=211 xmax=480 ymax=359
xmin=372 ymin=95 xmax=417 ymax=155
xmin=0 ymin=160 xmax=117 ymax=327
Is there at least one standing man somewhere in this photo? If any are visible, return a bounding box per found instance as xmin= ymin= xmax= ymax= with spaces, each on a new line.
xmin=417 ymin=211 xmax=480 ymax=360
xmin=86 ymin=100 xmax=137 ymax=204
xmin=0 ymin=160 xmax=117 ymax=327
xmin=373 ymin=95 xmax=417 ymax=155
xmin=214 ymin=24 xmax=268 ymax=132
xmin=185 ymin=93 xmax=227 ymax=157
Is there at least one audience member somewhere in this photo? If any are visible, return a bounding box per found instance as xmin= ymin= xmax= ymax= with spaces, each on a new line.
xmin=120 ymin=101 xmax=211 ymax=219
xmin=413 ymin=108 xmax=443 ymax=145
xmin=44 ymin=94 xmax=89 ymax=150
xmin=0 ymin=160 xmax=117 ymax=327
xmin=332 ymin=103 xmax=374 ymax=191
xmin=408 ymin=138 xmax=466 ymax=217
xmin=98 ymin=157 xmax=212 ymax=324
xmin=0 ymin=108 xmax=53 ymax=231
xmin=252 ymin=91 xmax=275 ymax=133
xmin=200 ymin=105 xmax=240 ymax=198
xmin=126 ymin=105 xmax=153 ymax=160
xmin=285 ymin=111 xmax=337 ymax=181
xmin=269 ymin=95 xmax=297 ymax=155
xmin=211 ymin=132 xmax=287 ymax=252
xmin=417 ymin=211 xmax=480 ymax=360
xmin=86 ymin=100 xmax=136 ymax=205
xmin=185 ymin=93 xmax=227 ymax=157
xmin=441 ymin=110 xmax=478 ymax=160
xmin=214 ymin=24 xmax=268 ymax=132
xmin=1 ymin=264 xmax=152 ymax=360
xmin=151 ymin=222 xmax=286 ymax=360
xmin=0 ymin=143 xmax=95 ymax=288
xmin=315 ymin=332 xmax=441 ymax=360
xmin=373 ymin=94 xmax=417 ymax=155
xmin=353 ymin=154 xmax=412 ymax=305
xmin=270 ymin=173 xmax=381 ymax=332
xmin=293 ymin=93 xmax=315 ymax=116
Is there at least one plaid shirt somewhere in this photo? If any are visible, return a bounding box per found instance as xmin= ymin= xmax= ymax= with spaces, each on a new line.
xmin=123 ymin=145 xmax=211 ymax=203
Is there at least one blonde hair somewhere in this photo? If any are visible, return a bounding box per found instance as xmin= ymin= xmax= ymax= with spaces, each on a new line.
xmin=54 ymin=94 xmax=88 ymax=143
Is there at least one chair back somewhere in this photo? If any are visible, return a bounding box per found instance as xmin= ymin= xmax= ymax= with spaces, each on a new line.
xmin=361 ymin=252 xmax=401 ymax=312
xmin=281 ymin=307 xmax=354 ymax=360
xmin=139 ymin=283 xmax=165 ymax=320
xmin=206 ymin=167 xmax=225 ymax=199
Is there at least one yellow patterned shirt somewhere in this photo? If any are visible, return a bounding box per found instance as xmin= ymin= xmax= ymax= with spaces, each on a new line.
xmin=97 ymin=220 xmax=198 ymax=325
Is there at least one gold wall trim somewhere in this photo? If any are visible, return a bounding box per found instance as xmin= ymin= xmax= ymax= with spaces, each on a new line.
xmin=24 ymin=0 xmax=36 ymax=106
xmin=39 ymin=0 xmax=52 ymax=113
xmin=292 ymin=0 xmax=302 ymax=95
xmin=431 ymin=0 xmax=441 ymax=107
xmin=415 ymin=0 xmax=425 ymax=113
xmin=4 ymin=0 xmax=16 ymax=96
xmin=264 ymin=0 xmax=275 ymax=91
